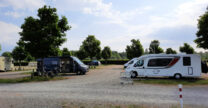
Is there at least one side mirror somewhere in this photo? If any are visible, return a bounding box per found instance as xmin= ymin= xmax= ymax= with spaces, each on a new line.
xmin=142 ymin=66 xmax=145 ymax=69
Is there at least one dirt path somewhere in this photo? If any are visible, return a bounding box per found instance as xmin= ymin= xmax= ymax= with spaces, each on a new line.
xmin=0 ymin=65 xmax=208 ymax=108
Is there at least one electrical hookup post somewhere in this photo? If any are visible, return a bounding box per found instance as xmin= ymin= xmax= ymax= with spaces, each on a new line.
xmin=178 ymin=84 xmax=183 ymax=108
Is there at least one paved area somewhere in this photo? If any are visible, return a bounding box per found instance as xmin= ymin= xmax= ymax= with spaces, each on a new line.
xmin=0 ymin=65 xmax=208 ymax=108
xmin=0 ymin=71 xmax=31 ymax=79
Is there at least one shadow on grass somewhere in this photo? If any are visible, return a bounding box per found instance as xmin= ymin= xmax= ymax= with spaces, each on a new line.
xmin=133 ymin=77 xmax=208 ymax=85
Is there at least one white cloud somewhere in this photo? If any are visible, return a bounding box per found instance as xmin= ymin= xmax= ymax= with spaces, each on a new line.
xmin=0 ymin=0 xmax=45 ymax=11
xmin=0 ymin=21 xmax=21 ymax=46
xmin=4 ymin=11 xmax=24 ymax=18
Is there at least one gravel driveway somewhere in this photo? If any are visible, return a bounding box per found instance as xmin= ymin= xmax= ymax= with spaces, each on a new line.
xmin=0 ymin=65 xmax=208 ymax=108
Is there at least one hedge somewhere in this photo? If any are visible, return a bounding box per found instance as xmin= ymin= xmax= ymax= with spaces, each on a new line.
xmin=14 ymin=62 xmax=29 ymax=66
xmin=82 ymin=59 xmax=129 ymax=65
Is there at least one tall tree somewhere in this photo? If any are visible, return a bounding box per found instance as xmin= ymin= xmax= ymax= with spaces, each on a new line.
xmin=77 ymin=46 xmax=88 ymax=60
xmin=0 ymin=44 xmax=1 ymax=52
xmin=12 ymin=46 xmax=27 ymax=70
xmin=101 ymin=46 xmax=112 ymax=60
xmin=195 ymin=8 xmax=208 ymax=49
xmin=19 ymin=5 xmax=70 ymax=59
xmin=166 ymin=48 xmax=177 ymax=54
xmin=62 ymin=48 xmax=71 ymax=56
xmin=149 ymin=40 xmax=164 ymax=54
xmin=179 ymin=43 xmax=194 ymax=54
xmin=82 ymin=35 xmax=101 ymax=59
xmin=1 ymin=52 xmax=12 ymax=58
xmin=126 ymin=39 xmax=144 ymax=59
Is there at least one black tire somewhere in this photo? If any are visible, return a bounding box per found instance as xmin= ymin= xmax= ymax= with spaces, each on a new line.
xmin=174 ymin=74 xmax=182 ymax=79
xmin=131 ymin=71 xmax=137 ymax=78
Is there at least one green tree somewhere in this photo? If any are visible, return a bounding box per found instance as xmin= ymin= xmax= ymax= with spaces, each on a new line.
xmin=110 ymin=51 xmax=121 ymax=59
xmin=62 ymin=48 xmax=71 ymax=56
xmin=12 ymin=46 xmax=27 ymax=70
xmin=1 ymin=52 xmax=12 ymax=58
xmin=126 ymin=39 xmax=144 ymax=59
xmin=149 ymin=40 xmax=164 ymax=54
xmin=19 ymin=5 xmax=70 ymax=59
xmin=179 ymin=43 xmax=194 ymax=54
xmin=0 ymin=44 xmax=1 ymax=52
xmin=166 ymin=48 xmax=177 ymax=54
xmin=101 ymin=46 xmax=112 ymax=61
xmin=77 ymin=46 xmax=88 ymax=60
xmin=195 ymin=8 xmax=208 ymax=49
xmin=82 ymin=35 xmax=101 ymax=59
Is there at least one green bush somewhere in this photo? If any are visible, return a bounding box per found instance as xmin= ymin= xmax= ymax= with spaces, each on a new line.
xmin=82 ymin=59 xmax=129 ymax=65
xmin=14 ymin=62 xmax=29 ymax=66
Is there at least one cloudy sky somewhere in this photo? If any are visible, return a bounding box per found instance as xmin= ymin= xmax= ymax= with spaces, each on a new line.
xmin=0 ymin=0 xmax=208 ymax=54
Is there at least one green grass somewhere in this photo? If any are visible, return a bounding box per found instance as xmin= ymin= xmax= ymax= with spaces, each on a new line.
xmin=21 ymin=71 xmax=33 ymax=75
xmin=0 ymin=76 xmax=66 ymax=83
xmin=134 ymin=78 xmax=208 ymax=85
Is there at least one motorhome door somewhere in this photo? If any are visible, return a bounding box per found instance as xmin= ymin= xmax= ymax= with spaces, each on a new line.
xmin=134 ymin=59 xmax=145 ymax=76
xmin=183 ymin=57 xmax=193 ymax=75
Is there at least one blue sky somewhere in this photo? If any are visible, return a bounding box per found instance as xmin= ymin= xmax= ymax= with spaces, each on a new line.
xmin=0 ymin=0 xmax=208 ymax=54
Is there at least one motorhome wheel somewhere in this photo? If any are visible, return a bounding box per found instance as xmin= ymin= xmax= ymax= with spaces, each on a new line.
xmin=174 ymin=74 xmax=181 ymax=79
xmin=131 ymin=71 xmax=137 ymax=78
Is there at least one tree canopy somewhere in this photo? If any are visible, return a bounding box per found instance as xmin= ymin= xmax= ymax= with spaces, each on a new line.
xmin=81 ymin=35 xmax=101 ymax=59
xmin=77 ymin=46 xmax=88 ymax=60
xmin=179 ymin=43 xmax=194 ymax=54
xmin=1 ymin=52 xmax=12 ymax=58
xmin=101 ymin=46 xmax=112 ymax=60
xmin=195 ymin=8 xmax=208 ymax=49
xmin=12 ymin=46 xmax=27 ymax=62
xmin=166 ymin=48 xmax=177 ymax=54
xmin=126 ymin=39 xmax=144 ymax=59
xmin=19 ymin=5 xmax=70 ymax=58
xmin=149 ymin=40 xmax=164 ymax=54
xmin=62 ymin=48 xmax=71 ymax=56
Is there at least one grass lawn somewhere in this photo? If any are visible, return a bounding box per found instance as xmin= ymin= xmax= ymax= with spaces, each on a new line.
xmin=0 ymin=76 xmax=66 ymax=83
xmin=133 ymin=77 xmax=208 ymax=85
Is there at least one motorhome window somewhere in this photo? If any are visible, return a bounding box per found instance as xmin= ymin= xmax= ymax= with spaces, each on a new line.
xmin=134 ymin=60 xmax=144 ymax=67
xmin=183 ymin=57 xmax=191 ymax=66
xmin=129 ymin=60 xmax=134 ymax=64
xmin=148 ymin=58 xmax=172 ymax=67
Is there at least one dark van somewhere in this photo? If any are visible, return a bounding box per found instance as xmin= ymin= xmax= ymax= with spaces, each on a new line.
xmin=37 ymin=56 xmax=89 ymax=75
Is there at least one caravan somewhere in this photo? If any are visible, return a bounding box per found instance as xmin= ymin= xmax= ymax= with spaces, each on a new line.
xmin=125 ymin=54 xmax=206 ymax=79
xmin=0 ymin=56 xmax=14 ymax=71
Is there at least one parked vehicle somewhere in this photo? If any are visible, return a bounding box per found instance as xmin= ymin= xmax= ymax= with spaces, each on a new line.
xmin=125 ymin=54 xmax=207 ymax=79
xmin=89 ymin=60 xmax=101 ymax=66
xmin=36 ymin=56 xmax=89 ymax=76
xmin=0 ymin=56 xmax=14 ymax=71
xmin=124 ymin=58 xmax=139 ymax=68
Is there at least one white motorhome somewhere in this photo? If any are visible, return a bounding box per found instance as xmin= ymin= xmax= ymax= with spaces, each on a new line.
xmin=125 ymin=54 xmax=204 ymax=79
xmin=0 ymin=56 xmax=14 ymax=71
xmin=124 ymin=58 xmax=139 ymax=68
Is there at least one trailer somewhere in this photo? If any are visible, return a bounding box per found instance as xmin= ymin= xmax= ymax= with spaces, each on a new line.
xmin=0 ymin=56 xmax=14 ymax=71
xmin=125 ymin=54 xmax=208 ymax=79
xmin=35 ymin=56 xmax=89 ymax=77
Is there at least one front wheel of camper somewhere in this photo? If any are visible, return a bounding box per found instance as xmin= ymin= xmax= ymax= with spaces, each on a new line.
xmin=174 ymin=74 xmax=181 ymax=79
xmin=131 ymin=71 xmax=137 ymax=78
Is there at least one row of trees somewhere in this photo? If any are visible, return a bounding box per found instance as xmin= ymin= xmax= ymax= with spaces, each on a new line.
xmin=125 ymin=39 xmax=195 ymax=59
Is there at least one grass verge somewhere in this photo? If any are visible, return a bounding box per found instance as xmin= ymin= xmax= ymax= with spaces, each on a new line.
xmin=134 ymin=78 xmax=208 ymax=85
xmin=0 ymin=76 xmax=66 ymax=83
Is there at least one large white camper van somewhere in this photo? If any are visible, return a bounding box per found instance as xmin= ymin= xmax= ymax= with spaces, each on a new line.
xmin=0 ymin=57 xmax=14 ymax=71
xmin=125 ymin=54 xmax=205 ymax=79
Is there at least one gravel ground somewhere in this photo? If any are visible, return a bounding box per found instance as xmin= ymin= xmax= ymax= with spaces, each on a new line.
xmin=0 ymin=71 xmax=30 ymax=79
xmin=0 ymin=65 xmax=208 ymax=108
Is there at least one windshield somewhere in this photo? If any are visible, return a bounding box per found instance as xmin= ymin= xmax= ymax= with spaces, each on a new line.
xmin=72 ymin=56 xmax=84 ymax=65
